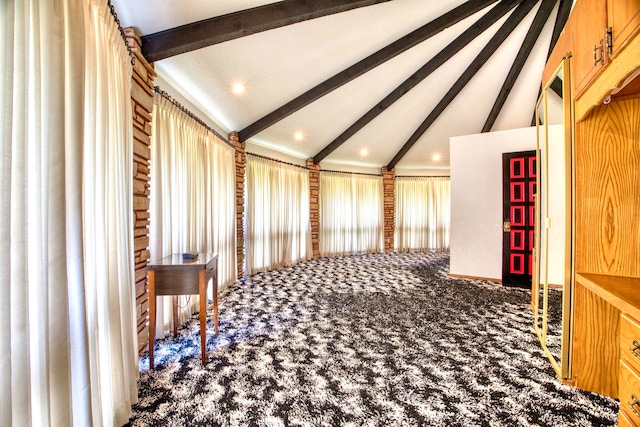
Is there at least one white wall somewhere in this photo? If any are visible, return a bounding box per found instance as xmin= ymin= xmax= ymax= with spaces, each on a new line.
xmin=449 ymin=125 xmax=565 ymax=282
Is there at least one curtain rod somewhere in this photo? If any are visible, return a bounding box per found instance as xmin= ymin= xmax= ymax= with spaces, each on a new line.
xmin=107 ymin=0 xmax=135 ymax=66
xmin=245 ymin=153 xmax=384 ymax=177
xmin=243 ymin=155 xmax=450 ymax=179
xmin=153 ymin=86 xmax=234 ymax=148
xmin=396 ymin=175 xmax=450 ymax=178
xmin=321 ymin=169 xmax=381 ymax=177
xmin=246 ymin=152 xmax=308 ymax=170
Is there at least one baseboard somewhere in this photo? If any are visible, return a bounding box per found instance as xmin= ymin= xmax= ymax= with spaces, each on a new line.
xmin=448 ymin=273 xmax=501 ymax=284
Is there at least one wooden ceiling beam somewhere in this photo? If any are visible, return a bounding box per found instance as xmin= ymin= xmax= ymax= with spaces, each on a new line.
xmin=549 ymin=76 xmax=564 ymax=97
xmin=546 ymin=0 xmax=572 ymax=58
xmin=239 ymin=0 xmax=502 ymax=142
xmin=313 ymin=0 xmax=523 ymax=164
xmin=141 ymin=0 xmax=391 ymax=62
xmin=482 ymin=0 xmax=557 ymax=133
xmin=531 ymin=0 xmax=573 ymax=125
xmin=387 ymin=0 xmax=538 ymax=170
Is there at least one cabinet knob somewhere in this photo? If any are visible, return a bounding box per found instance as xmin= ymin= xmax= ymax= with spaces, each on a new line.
xmin=629 ymin=340 xmax=640 ymax=360
xmin=627 ymin=394 xmax=640 ymax=419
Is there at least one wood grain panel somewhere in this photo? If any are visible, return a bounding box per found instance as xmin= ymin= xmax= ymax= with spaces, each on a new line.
xmin=575 ymin=97 xmax=640 ymax=276
xmin=608 ymin=0 xmax=640 ymax=58
xmin=571 ymin=282 xmax=620 ymax=398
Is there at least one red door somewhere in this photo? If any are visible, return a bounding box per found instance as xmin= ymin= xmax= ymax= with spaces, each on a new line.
xmin=502 ymin=151 xmax=536 ymax=287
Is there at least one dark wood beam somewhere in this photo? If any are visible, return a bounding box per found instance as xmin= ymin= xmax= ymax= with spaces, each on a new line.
xmin=387 ymin=0 xmax=538 ymax=170
xmin=312 ymin=0 xmax=523 ymax=164
xmin=546 ymin=0 xmax=572 ymax=58
xmin=239 ymin=0 xmax=502 ymax=142
xmin=531 ymin=0 xmax=572 ymax=125
xmin=482 ymin=0 xmax=556 ymax=133
xmin=141 ymin=0 xmax=391 ymax=62
xmin=549 ymin=76 xmax=564 ymax=98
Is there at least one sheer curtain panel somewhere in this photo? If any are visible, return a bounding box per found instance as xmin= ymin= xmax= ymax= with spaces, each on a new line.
xmin=395 ymin=177 xmax=451 ymax=250
xmin=150 ymin=93 xmax=236 ymax=337
xmin=245 ymin=155 xmax=311 ymax=274
xmin=319 ymin=172 xmax=383 ymax=256
xmin=1 ymin=0 xmax=138 ymax=425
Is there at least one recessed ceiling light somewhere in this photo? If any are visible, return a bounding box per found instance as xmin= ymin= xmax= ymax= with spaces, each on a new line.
xmin=360 ymin=148 xmax=368 ymax=156
xmin=232 ymin=83 xmax=245 ymax=94
xmin=294 ymin=132 xmax=303 ymax=141
xmin=433 ymin=153 xmax=441 ymax=161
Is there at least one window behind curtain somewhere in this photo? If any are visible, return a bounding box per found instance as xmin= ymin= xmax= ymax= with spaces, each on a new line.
xmin=395 ymin=177 xmax=451 ymax=250
xmin=245 ymin=155 xmax=311 ymax=274
xmin=319 ymin=172 xmax=383 ymax=256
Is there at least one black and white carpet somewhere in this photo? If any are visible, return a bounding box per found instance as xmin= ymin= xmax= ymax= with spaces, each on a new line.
xmin=128 ymin=251 xmax=618 ymax=426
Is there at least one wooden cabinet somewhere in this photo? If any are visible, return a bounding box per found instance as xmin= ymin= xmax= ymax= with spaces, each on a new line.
xmin=570 ymin=0 xmax=609 ymax=98
xmin=572 ymin=85 xmax=640 ymax=425
xmin=620 ymin=314 xmax=640 ymax=425
xmin=570 ymin=0 xmax=640 ymax=97
xmin=540 ymin=3 xmax=640 ymax=424
xmin=570 ymin=93 xmax=640 ymax=403
xmin=542 ymin=0 xmax=640 ymax=119
xmin=619 ymin=359 xmax=640 ymax=425
xmin=608 ymin=0 xmax=640 ymax=58
xmin=572 ymin=273 xmax=640 ymax=426
xmin=620 ymin=314 xmax=640 ymax=374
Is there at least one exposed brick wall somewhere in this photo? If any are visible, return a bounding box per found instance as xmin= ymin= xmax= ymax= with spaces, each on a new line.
xmin=307 ymin=159 xmax=321 ymax=259
xmin=382 ymin=167 xmax=395 ymax=252
xmin=125 ymin=28 xmax=155 ymax=353
xmin=231 ymin=132 xmax=246 ymax=279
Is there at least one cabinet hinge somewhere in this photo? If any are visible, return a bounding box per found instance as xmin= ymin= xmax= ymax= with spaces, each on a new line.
xmin=606 ymin=27 xmax=613 ymax=55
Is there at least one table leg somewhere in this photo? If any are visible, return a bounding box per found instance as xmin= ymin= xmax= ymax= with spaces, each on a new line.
xmin=172 ymin=295 xmax=178 ymax=337
xmin=199 ymin=269 xmax=207 ymax=365
xmin=148 ymin=270 xmax=156 ymax=369
xmin=213 ymin=270 xmax=219 ymax=334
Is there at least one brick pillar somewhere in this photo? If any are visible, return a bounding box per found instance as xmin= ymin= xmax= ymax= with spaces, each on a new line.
xmin=231 ymin=132 xmax=246 ymax=279
xmin=125 ymin=28 xmax=156 ymax=353
xmin=307 ymin=158 xmax=321 ymax=259
xmin=382 ymin=167 xmax=395 ymax=252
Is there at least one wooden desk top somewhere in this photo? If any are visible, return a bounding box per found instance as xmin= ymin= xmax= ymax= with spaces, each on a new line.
xmin=576 ymin=272 xmax=640 ymax=319
xmin=149 ymin=253 xmax=217 ymax=270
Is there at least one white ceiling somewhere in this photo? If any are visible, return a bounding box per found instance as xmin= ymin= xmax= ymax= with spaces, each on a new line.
xmin=112 ymin=0 xmax=560 ymax=173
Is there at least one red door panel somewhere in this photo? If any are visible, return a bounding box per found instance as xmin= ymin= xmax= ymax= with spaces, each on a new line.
xmin=502 ymin=150 xmax=536 ymax=287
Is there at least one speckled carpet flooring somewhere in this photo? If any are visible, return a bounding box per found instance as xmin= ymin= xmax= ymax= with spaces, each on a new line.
xmin=127 ymin=251 xmax=618 ymax=426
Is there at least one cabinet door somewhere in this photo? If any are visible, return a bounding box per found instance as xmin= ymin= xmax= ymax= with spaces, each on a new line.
xmin=608 ymin=0 xmax=640 ymax=58
xmin=571 ymin=0 xmax=608 ymax=97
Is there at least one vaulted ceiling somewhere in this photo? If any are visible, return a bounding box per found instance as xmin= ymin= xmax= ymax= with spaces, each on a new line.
xmin=112 ymin=0 xmax=571 ymax=173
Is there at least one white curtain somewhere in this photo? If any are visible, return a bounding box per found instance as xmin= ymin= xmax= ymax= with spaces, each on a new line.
xmin=245 ymin=155 xmax=311 ymax=274
xmin=1 ymin=0 xmax=138 ymax=426
xmin=319 ymin=172 xmax=383 ymax=256
xmin=150 ymin=93 xmax=236 ymax=337
xmin=395 ymin=177 xmax=451 ymax=250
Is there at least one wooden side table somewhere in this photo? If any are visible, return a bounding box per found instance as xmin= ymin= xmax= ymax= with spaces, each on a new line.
xmin=147 ymin=253 xmax=218 ymax=368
